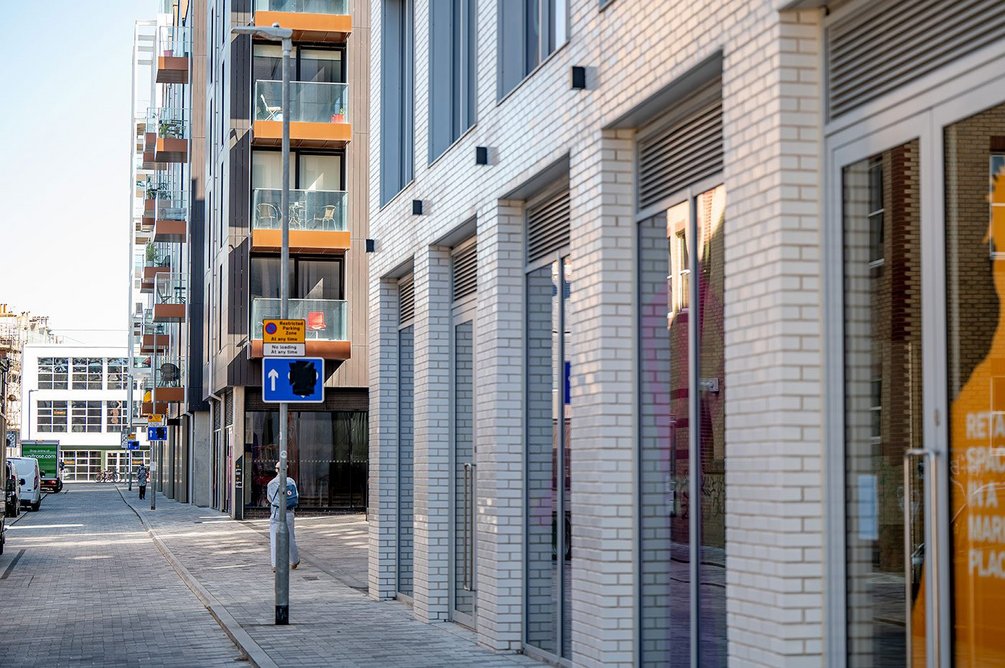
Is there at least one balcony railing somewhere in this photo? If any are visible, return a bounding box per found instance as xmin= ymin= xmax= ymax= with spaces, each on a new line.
xmin=154 ymin=272 xmax=187 ymax=305
xmin=154 ymin=353 xmax=186 ymax=388
xmin=155 ymin=190 xmax=188 ymax=222
xmin=254 ymin=0 xmax=349 ymax=13
xmin=156 ymin=25 xmax=191 ymax=58
xmin=252 ymin=188 xmax=347 ymax=231
xmin=156 ymin=107 xmax=190 ymax=140
xmin=251 ymin=298 xmax=347 ymax=341
xmin=254 ymin=80 xmax=348 ymax=124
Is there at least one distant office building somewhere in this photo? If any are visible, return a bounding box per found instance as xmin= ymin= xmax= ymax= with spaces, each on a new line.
xmin=19 ymin=344 xmax=146 ymax=480
xmin=366 ymin=0 xmax=1005 ymax=665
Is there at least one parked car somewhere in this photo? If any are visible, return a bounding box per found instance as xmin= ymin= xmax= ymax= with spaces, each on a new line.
xmin=3 ymin=461 xmax=19 ymax=518
xmin=9 ymin=457 xmax=41 ymax=512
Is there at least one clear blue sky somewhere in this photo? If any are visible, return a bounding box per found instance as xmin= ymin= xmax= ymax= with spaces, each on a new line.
xmin=0 ymin=1 xmax=155 ymax=344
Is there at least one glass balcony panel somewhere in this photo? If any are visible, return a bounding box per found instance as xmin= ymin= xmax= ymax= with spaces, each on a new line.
xmin=157 ymin=25 xmax=192 ymax=58
xmin=254 ymin=0 xmax=349 ymax=14
xmin=251 ymin=298 xmax=348 ymax=341
xmin=154 ymin=352 xmax=186 ymax=388
xmin=157 ymin=108 xmax=190 ymax=140
xmin=154 ymin=272 xmax=188 ymax=305
xmin=156 ymin=190 xmax=188 ymax=221
xmin=145 ymin=242 xmax=173 ymax=268
xmin=254 ymin=80 xmax=348 ymax=124
xmin=252 ymin=188 xmax=347 ymax=231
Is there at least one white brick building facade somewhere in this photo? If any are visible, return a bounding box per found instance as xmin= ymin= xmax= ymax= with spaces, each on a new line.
xmin=367 ymin=0 xmax=1005 ymax=665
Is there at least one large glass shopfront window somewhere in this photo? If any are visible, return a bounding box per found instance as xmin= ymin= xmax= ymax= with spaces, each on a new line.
xmin=638 ymin=184 xmax=726 ymax=666
xmin=245 ymin=410 xmax=367 ymax=511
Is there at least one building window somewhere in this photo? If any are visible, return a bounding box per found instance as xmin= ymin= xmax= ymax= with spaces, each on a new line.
xmin=428 ymin=0 xmax=476 ymax=161
xmin=107 ymin=358 xmax=129 ymax=390
xmin=72 ymin=358 xmax=104 ymax=390
xmin=868 ymin=156 xmax=885 ymax=266
xmin=71 ymin=400 xmax=103 ymax=433
xmin=498 ymin=0 xmax=568 ymax=99
xmin=38 ymin=357 xmax=68 ymax=390
xmin=380 ymin=0 xmax=414 ymax=204
xmin=106 ymin=401 xmax=126 ymax=431
xmin=37 ymin=400 xmax=68 ymax=432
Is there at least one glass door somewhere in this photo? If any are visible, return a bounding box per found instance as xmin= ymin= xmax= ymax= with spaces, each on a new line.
xmin=451 ymin=317 xmax=476 ymax=627
xmin=840 ymin=96 xmax=1005 ymax=667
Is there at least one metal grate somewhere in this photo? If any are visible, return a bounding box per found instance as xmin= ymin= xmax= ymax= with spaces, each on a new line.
xmin=452 ymin=240 xmax=477 ymax=302
xmin=828 ymin=0 xmax=1005 ymax=118
xmin=399 ymin=275 xmax=415 ymax=324
xmin=527 ymin=190 xmax=570 ymax=263
xmin=225 ymin=390 xmax=233 ymax=427
xmin=638 ymin=98 xmax=723 ymax=211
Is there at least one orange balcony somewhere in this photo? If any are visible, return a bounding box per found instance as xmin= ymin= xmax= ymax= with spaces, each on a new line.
xmin=155 ymin=26 xmax=190 ymax=84
xmin=253 ymin=0 xmax=351 ymax=43
xmin=153 ymin=273 xmax=187 ymax=322
xmin=248 ymin=297 xmax=350 ymax=361
xmin=152 ymin=191 xmax=188 ymax=243
xmin=153 ymin=109 xmax=189 ymax=162
xmin=251 ymin=188 xmax=349 ymax=254
xmin=252 ymin=81 xmax=350 ymax=149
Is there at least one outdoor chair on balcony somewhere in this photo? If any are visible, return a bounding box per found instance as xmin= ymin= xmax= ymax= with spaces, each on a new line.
xmin=290 ymin=202 xmax=306 ymax=229
xmin=307 ymin=310 xmax=327 ymax=338
xmin=159 ymin=362 xmax=180 ymax=386
xmin=256 ymin=202 xmax=281 ymax=229
xmin=312 ymin=204 xmax=338 ymax=230
xmin=260 ymin=95 xmax=282 ymax=121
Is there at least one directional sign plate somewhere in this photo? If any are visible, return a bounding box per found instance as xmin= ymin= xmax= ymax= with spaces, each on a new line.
xmin=148 ymin=426 xmax=167 ymax=442
xmin=127 ymin=440 xmax=141 ymax=451
xmin=263 ymin=319 xmax=306 ymax=344
xmin=262 ymin=357 xmax=324 ymax=403
xmin=263 ymin=342 xmax=306 ymax=357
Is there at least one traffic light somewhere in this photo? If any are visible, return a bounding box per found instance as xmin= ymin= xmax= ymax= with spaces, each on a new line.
xmin=289 ymin=360 xmax=318 ymax=397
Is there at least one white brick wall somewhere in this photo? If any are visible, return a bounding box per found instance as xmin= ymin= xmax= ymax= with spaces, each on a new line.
xmin=367 ymin=1 xmax=828 ymax=665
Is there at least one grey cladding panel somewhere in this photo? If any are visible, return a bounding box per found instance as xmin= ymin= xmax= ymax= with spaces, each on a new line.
xmin=527 ymin=190 xmax=571 ymax=263
xmin=828 ymin=0 xmax=1005 ymax=118
xmin=638 ymin=99 xmax=723 ymax=210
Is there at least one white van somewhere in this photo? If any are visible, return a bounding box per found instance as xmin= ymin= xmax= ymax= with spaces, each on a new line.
xmin=9 ymin=457 xmax=41 ymax=512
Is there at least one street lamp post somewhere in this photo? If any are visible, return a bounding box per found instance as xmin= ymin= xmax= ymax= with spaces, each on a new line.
xmin=233 ymin=22 xmax=294 ymax=627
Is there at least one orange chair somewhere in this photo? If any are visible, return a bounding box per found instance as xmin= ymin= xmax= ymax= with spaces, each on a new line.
xmin=307 ymin=310 xmax=327 ymax=338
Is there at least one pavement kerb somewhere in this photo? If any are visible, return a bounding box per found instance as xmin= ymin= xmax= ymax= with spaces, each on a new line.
xmin=115 ymin=486 xmax=279 ymax=668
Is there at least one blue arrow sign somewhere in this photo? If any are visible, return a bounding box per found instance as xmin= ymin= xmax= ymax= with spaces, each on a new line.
xmin=147 ymin=427 xmax=167 ymax=442
xmin=127 ymin=440 xmax=141 ymax=450
xmin=262 ymin=357 xmax=324 ymax=403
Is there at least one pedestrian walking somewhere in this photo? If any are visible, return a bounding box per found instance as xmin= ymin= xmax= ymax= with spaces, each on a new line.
xmin=267 ymin=463 xmax=300 ymax=572
xmin=136 ymin=464 xmax=148 ymax=500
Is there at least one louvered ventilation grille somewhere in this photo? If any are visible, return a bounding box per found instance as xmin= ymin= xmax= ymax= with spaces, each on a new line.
xmin=452 ymin=241 xmax=477 ymax=301
xmin=399 ymin=276 xmax=415 ymax=324
xmin=225 ymin=390 xmax=233 ymax=427
xmin=828 ymin=0 xmax=1005 ymax=118
xmin=638 ymin=100 xmax=723 ymax=210
xmin=527 ymin=191 xmax=570 ymax=263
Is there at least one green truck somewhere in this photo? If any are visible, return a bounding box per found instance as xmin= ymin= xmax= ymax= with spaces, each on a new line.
xmin=21 ymin=440 xmax=62 ymax=493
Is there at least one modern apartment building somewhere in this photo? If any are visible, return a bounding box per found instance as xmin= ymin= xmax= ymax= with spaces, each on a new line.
xmin=366 ymin=0 xmax=1005 ymax=666
xmin=128 ymin=0 xmax=206 ymax=505
xmin=19 ymin=344 xmax=146 ymax=481
xmin=128 ymin=0 xmax=370 ymax=518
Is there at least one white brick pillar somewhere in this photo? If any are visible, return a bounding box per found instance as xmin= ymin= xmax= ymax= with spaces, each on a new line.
xmin=723 ymin=9 xmax=826 ymax=665
xmin=569 ymin=132 xmax=638 ymax=668
xmin=412 ymin=246 xmax=452 ymax=622
xmin=369 ymin=277 xmax=400 ymax=601
xmin=474 ymin=201 xmax=526 ymax=651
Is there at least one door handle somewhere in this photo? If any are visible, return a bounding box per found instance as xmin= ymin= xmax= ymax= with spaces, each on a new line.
xmin=902 ymin=448 xmax=939 ymax=667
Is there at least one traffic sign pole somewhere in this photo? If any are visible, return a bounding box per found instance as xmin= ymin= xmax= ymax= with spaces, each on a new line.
xmin=151 ymin=334 xmax=158 ymax=511
xmin=276 ymin=31 xmax=292 ymax=627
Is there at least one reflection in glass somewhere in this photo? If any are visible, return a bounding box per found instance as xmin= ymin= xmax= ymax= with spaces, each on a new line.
xmin=453 ymin=321 xmax=475 ymax=620
xmin=843 ymin=141 xmax=923 ymax=666
xmin=697 ymin=185 xmax=727 ymax=666
xmin=945 ymin=102 xmax=1005 ymax=666
xmin=398 ymin=325 xmax=415 ymax=595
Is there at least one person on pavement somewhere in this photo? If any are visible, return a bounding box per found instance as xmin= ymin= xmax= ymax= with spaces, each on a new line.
xmin=137 ymin=464 xmax=148 ymax=499
xmin=267 ymin=462 xmax=300 ymax=572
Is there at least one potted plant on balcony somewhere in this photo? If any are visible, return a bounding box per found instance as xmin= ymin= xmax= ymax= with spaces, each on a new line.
xmin=145 ymin=242 xmax=157 ymax=264
xmin=330 ymin=106 xmax=346 ymax=123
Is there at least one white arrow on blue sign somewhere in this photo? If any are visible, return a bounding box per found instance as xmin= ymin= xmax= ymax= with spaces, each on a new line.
xmin=262 ymin=357 xmax=324 ymax=403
